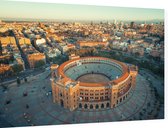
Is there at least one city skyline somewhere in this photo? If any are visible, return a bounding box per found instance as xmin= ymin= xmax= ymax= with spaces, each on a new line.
xmin=0 ymin=0 xmax=164 ymax=22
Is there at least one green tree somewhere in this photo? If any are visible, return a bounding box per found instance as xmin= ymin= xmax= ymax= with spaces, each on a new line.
xmin=12 ymin=64 xmax=23 ymax=74
xmin=17 ymin=77 xmax=21 ymax=85
xmin=34 ymin=60 xmax=45 ymax=68
xmin=24 ymin=77 xmax=27 ymax=82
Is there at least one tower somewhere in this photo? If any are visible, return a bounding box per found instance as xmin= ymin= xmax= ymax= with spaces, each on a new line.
xmin=129 ymin=65 xmax=138 ymax=89
xmin=50 ymin=64 xmax=59 ymax=103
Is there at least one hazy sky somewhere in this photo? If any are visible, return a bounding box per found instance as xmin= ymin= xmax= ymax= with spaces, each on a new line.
xmin=0 ymin=0 xmax=164 ymax=21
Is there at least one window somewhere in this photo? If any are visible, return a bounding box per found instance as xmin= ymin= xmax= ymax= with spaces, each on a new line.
xmin=90 ymin=97 xmax=94 ymax=100
xmin=79 ymin=103 xmax=82 ymax=108
xmin=85 ymin=97 xmax=88 ymax=100
xmin=96 ymin=104 xmax=99 ymax=109
xmin=95 ymin=97 xmax=99 ymax=100
xmin=101 ymin=104 xmax=104 ymax=108
xmin=106 ymin=103 xmax=110 ymax=108
xmin=90 ymin=104 xmax=93 ymax=109
xmin=120 ymin=98 xmax=122 ymax=102
xmin=84 ymin=104 xmax=87 ymax=109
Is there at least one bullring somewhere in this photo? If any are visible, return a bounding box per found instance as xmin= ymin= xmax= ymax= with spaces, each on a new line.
xmin=50 ymin=57 xmax=138 ymax=111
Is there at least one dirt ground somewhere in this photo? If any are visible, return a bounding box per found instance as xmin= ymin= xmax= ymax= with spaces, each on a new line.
xmin=77 ymin=73 xmax=110 ymax=83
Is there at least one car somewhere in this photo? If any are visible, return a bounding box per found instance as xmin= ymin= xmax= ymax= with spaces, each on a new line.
xmin=5 ymin=100 xmax=11 ymax=105
xmin=48 ymin=91 xmax=52 ymax=95
xmin=23 ymin=92 xmax=28 ymax=97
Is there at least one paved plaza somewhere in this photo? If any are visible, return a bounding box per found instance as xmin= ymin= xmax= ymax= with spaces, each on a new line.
xmin=0 ymin=69 xmax=164 ymax=127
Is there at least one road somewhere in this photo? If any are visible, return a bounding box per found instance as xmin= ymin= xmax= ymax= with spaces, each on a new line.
xmin=12 ymin=30 xmax=30 ymax=69
xmin=1 ymin=64 xmax=50 ymax=86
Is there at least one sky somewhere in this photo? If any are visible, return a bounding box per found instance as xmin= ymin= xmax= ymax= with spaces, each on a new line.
xmin=0 ymin=0 xmax=164 ymax=22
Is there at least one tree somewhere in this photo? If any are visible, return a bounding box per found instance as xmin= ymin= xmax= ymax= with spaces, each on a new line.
xmin=17 ymin=77 xmax=21 ymax=85
xmin=12 ymin=64 xmax=23 ymax=74
xmin=34 ymin=60 xmax=45 ymax=68
xmin=24 ymin=77 xmax=27 ymax=82
xmin=134 ymin=52 xmax=140 ymax=57
xmin=147 ymin=102 xmax=151 ymax=107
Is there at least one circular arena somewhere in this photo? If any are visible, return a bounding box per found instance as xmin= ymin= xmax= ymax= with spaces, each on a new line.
xmin=51 ymin=57 xmax=138 ymax=111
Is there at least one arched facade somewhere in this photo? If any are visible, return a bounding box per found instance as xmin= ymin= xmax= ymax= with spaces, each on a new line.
xmin=50 ymin=57 xmax=138 ymax=111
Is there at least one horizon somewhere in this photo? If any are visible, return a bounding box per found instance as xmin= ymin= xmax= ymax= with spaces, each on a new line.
xmin=0 ymin=17 xmax=164 ymax=23
xmin=0 ymin=1 xmax=164 ymax=22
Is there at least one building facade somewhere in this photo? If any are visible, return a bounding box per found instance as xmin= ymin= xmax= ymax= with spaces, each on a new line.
xmin=77 ymin=41 xmax=107 ymax=48
xmin=0 ymin=64 xmax=12 ymax=78
xmin=27 ymin=53 xmax=46 ymax=68
xmin=51 ymin=57 xmax=138 ymax=111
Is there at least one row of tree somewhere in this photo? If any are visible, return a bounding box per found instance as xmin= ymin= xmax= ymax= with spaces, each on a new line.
xmin=67 ymin=47 xmax=96 ymax=57
xmin=95 ymin=50 xmax=164 ymax=77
